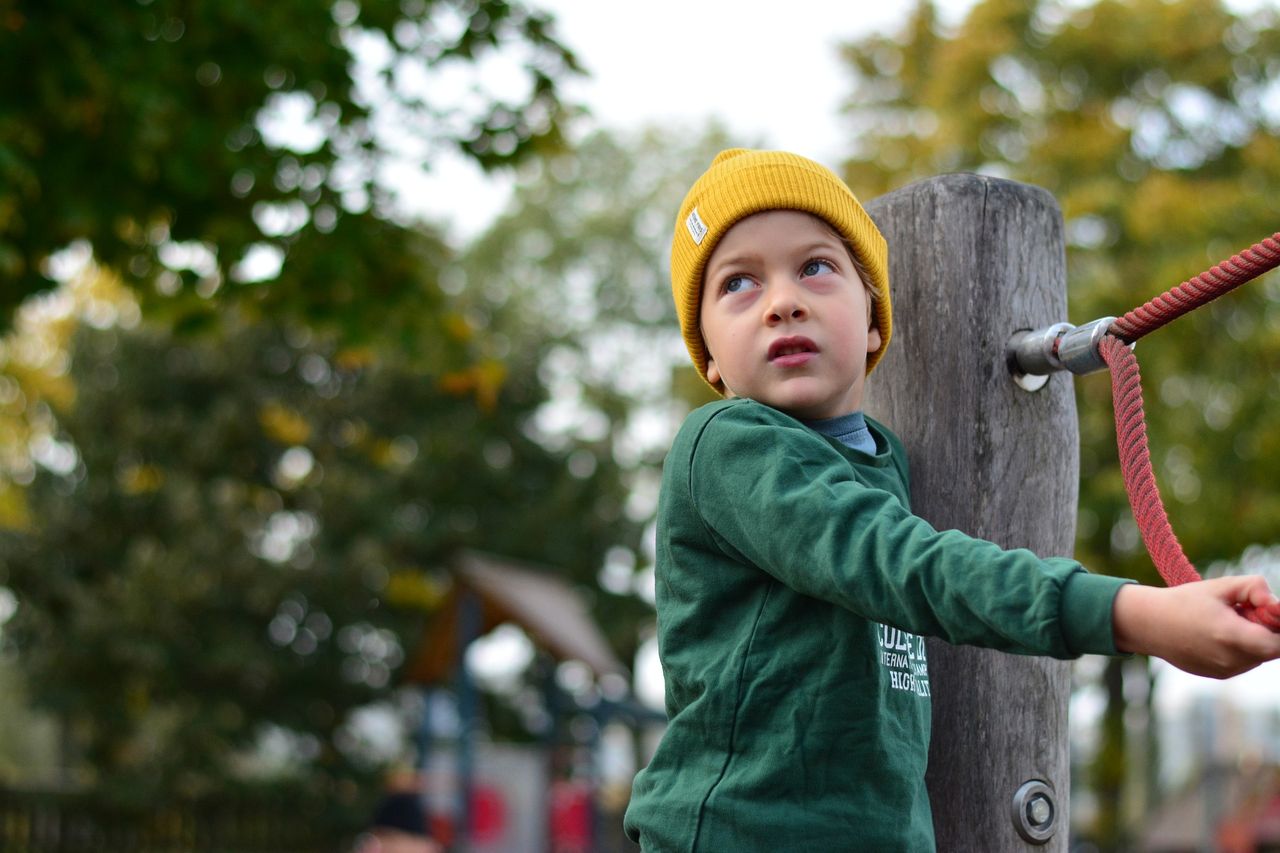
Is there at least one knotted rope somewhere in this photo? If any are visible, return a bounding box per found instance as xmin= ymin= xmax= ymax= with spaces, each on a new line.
xmin=1098 ymin=234 xmax=1280 ymax=630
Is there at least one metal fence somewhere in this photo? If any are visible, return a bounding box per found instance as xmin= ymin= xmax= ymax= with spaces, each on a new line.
xmin=0 ymin=788 xmax=340 ymax=853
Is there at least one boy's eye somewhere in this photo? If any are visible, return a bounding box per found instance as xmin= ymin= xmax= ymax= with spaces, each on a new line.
xmin=723 ymin=275 xmax=758 ymax=294
xmin=801 ymin=259 xmax=835 ymax=277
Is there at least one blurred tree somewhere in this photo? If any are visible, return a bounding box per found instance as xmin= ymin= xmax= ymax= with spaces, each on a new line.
xmin=0 ymin=654 xmax=59 ymax=787
xmin=450 ymin=126 xmax=737 ymax=692
xmin=0 ymin=0 xmax=580 ymax=340
xmin=0 ymin=0 xmax=666 ymax=831
xmin=839 ymin=0 xmax=1280 ymax=848
xmin=0 ymin=267 xmax=133 ymax=530
xmin=459 ymin=126 xmax=732 ymax=490
xmin=453 ymin=127 xmax=735 ymax=663
xmin=0 ymin=305 xmax=641 ymax=810
xmin=0 ymin=269 xmax=138 ymax=791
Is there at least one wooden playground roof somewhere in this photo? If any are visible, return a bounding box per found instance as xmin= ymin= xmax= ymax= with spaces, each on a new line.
xmin=401 ymin=550 xmax=627 ymax=686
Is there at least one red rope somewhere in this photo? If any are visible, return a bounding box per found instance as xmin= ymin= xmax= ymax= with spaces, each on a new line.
xmin=1100 ymin=337 xmax=1280 ymax=629
xmin=1109 ymin=234 xmax=1280 ymax=342
xmin=1099 ymin=336 xmax=1205 ymax=587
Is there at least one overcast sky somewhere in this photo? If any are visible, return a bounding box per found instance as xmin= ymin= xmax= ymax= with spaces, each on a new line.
xmin=536 ymin=0 xmax=935 ymax=159
xmin=412 ymin=0 xmax=979 ymax=241
xmin=410 ymin=0 xmax=1276 ymax=243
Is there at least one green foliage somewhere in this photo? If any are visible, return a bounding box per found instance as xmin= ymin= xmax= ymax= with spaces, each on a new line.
xmin=0 ymin=0 xmax=580 ymax=336
xmin=0 ymin=658 xmax=59 ymax=787
xmin=0 ymin=0 xmax=674 ymax=827
xmin=0 ymin=312 xmax=640 ymax=801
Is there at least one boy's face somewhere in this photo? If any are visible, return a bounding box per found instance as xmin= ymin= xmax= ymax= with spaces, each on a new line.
xmin=700 ymin=210 xmax=882 ymax=420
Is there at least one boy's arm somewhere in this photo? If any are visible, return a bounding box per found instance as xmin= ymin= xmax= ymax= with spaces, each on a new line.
xmin=1112 ymin=576 xmax=1280 ymax=678
xmin=685 ymin=404 xmax=1128 ymax=658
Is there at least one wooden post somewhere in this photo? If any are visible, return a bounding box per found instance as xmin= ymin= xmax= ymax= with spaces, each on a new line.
xmin=863 ymin=174 xmax=1077 ymax=852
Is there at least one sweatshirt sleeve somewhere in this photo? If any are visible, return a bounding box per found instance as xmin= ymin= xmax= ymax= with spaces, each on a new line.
xmin=686 ymin=404 xmax=1131 ymax=658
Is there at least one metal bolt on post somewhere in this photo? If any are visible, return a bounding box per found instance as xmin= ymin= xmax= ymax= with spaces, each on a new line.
xmin=1012 ymin=780 xmax=1058 ymax=845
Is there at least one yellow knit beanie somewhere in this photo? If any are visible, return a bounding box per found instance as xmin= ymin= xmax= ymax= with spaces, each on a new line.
xmin=670 ymin=148 xmax=892 ymax=391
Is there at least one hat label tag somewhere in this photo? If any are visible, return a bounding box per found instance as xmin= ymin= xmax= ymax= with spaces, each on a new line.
xmin=685 ymin=207 xmax=708 ymax=245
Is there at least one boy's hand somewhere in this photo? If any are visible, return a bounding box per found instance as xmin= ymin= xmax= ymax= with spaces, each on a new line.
xmin=1112 ymin=576 xmax=1280 ymax=679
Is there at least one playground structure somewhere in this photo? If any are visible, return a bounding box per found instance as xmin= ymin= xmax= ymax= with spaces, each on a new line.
xmin=401 ymin=550 xmax=662 ymax=852
xmin=866 ymin=174 xmax=1279 ymax=850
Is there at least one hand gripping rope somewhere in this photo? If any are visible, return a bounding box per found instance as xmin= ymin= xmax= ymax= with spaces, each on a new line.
xmin=1009 ymin=234 xmax=1280 ymax=631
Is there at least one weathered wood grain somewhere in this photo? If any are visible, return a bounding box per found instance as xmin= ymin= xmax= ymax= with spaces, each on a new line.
xmin=864 ymin=174 xmax=1077 ymax=852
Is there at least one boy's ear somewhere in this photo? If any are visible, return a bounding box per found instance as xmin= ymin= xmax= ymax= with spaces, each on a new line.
xmin=705 ymin=357 xmax=721 ymax=388
xmin=866 ymin=325 xmax=883 ymax=355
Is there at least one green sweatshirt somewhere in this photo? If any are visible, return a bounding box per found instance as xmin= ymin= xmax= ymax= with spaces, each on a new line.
xmin=623 ymin=399 xmax=1130 ymax=852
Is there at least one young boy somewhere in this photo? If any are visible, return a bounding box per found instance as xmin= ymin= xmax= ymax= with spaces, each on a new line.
xmin=622 ymin=149 xmax=1280 ymax=852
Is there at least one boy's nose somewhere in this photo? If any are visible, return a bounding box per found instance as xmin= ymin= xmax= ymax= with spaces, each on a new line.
xmin=764 ymin=280 xmax=808 ymax=325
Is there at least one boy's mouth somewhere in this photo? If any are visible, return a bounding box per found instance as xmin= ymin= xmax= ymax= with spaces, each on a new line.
xmin=768 ymin=336 xmax=818 ymax=366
